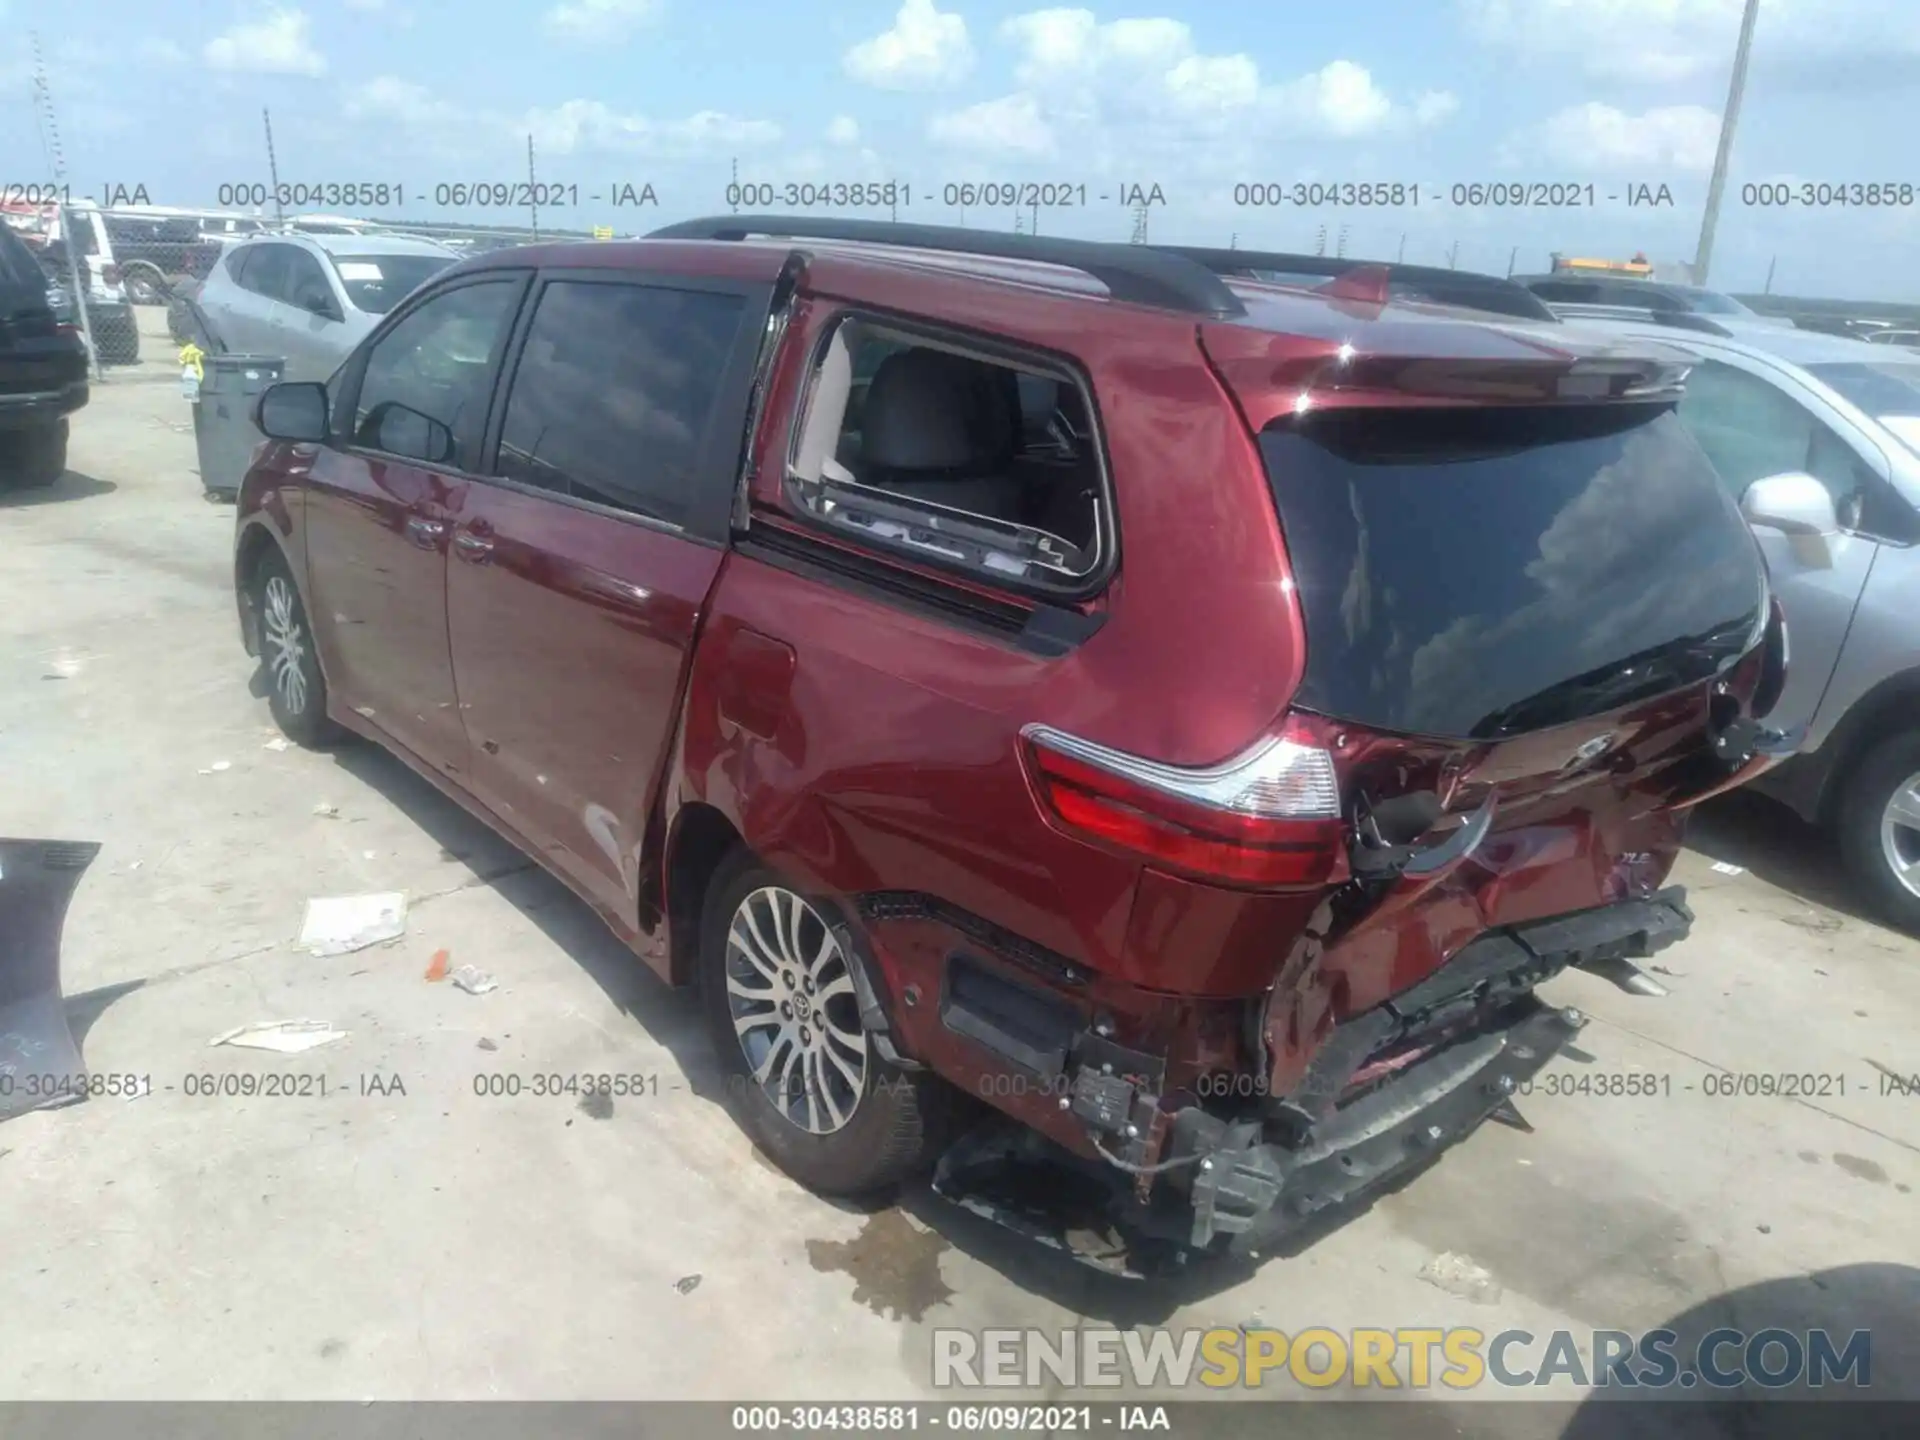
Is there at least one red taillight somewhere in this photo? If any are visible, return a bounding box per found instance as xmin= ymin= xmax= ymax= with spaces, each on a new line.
xmin=1020 ymin=718 xmax=1347 ymax=888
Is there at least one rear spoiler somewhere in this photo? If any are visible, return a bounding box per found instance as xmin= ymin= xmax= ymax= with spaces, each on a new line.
xmin=1150 ymin=246 xmax=1559 ymax=324
xmin=1541 ymin=302 xmax=1735 ymax=338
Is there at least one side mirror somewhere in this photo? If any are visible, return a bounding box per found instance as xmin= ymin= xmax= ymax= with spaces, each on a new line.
xmin=1742 ymin=471 xmax=1838 ymax=568
xmin=1741 ymin=472 xmax=1837 ymax=535
xmin=367 ymin=402 xmax=455 ymax=466
xmin=255 ymin=381 xmax=330 ymax=444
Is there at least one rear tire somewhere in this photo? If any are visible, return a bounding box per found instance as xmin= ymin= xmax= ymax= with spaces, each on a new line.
xmin=250 ymin=548 xmax=342 ymax=748
xmin=1836 ymin=729 xmax=1920 ymax=934
xmin=698 ymin=849 xmax=950 ymax=1195
xmin=0 ymin=421 xmax=67 ymax=490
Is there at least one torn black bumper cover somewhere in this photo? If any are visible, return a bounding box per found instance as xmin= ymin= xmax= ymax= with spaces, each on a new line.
xmin=934 ymin=887 xmax=1694 ymax=1274
xmin=0 ymin=839 xmax=100 ymax=1122
xmin=1172 ymin=886 xmax=1695 ymax=1255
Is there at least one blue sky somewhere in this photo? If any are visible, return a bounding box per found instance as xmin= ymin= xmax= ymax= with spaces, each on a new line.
xmin=3 ymin=0 xmax=1917 ymax=299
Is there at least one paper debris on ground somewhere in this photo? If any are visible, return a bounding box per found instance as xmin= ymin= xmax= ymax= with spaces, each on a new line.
xmin=450 ymin=964 xmax=498 ymax=995
xmin=1710 ymin=862 xmax=1745 ymax=875
xmin=300 ymin=892 xmax=408 ymax=956
xmin=197 ymin=760 xmax=233 ymax=775
xmin=263 ymin=738 xmax=291 ymax=752
xmin=210 ymin=1020 xmax=346 ymax=1054
xmin=313 ymin=803 xmax=341 ymax=818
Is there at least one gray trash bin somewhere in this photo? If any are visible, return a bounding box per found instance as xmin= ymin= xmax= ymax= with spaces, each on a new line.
xmin=192 ymin=354 xmax=284 ymax=502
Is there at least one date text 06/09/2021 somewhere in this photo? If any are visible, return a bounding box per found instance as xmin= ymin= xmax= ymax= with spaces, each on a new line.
xmin=731 ymin=1405 xmax=1172 ymax=1433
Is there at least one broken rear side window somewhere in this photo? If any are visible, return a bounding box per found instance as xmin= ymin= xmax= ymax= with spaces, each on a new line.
xmin=785 ymin=317 xmax=1109 ymax=593
xmin=1258 ymin=404 xmax=1767 ymax=741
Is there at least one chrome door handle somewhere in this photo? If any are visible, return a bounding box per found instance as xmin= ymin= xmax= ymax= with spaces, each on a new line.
xmin=454 ymin=531 xmax=495 ymax=560
xmin=405 ymin=516 xmax=446 ymax=549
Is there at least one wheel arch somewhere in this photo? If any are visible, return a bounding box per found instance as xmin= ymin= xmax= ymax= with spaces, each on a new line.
xmin=1808 ymin=666 xmax=1920 ymax=827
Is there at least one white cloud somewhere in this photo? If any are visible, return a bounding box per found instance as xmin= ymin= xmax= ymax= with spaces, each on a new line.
xmin=1265 ymin=59 xmax=1395 ymax=136
xmin=1460 ymin=0 xmax=1920 ymax=85
xmin=341 ymin=75 xmax=466 ymax=126
xmin=545 ymin=0 xmax=663 ymax=41
xmin=826 ymin=114 xmax=861 ymax=145
xmin=1513 ymin=102 xmax=1723 ymax=171
xmin=204 ymin=9 xmax=327 ymax=75
xmin=929 ymin=94 xmax=1056 ymax=156
xmin=521 ymin=100 xmax=781 ymax=156
xmin=141 ymin=38 xmax=189 ymax=64
xmin=845 ymin=0 xmax=973 ymax=89
xmin=924 ymin=9 xmax=1449 ymax=169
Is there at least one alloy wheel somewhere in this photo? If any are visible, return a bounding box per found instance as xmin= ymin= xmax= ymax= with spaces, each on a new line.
xmin=724 ymin=886 xmax=869 ymax=1135
xmin=1880 ymin=769 xmax=1920 ymax=901
xmin=262 ymin=575 xmax=310 ymax=717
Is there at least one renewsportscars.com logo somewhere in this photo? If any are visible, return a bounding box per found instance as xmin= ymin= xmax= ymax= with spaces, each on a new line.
xmin=933 ymin=1327 xmax=1873 ymax=1392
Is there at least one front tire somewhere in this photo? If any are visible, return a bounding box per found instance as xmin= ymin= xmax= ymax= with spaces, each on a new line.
xmin=251 ymin=548 xmax=341 ymax=748
xmin=0 ymin=421 xmax=67 ymax=490
xmin=698 ymin=851 xmax=950 ymax=1195
xmin=1836 ymin=730 xmax=1920 ymax=934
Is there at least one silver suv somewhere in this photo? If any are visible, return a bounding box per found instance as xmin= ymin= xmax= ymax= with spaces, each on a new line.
xmin=1574 ymin=317 xmax=1920 ymax=930
xmin=194 ymin=231 xmax=459 ymax=382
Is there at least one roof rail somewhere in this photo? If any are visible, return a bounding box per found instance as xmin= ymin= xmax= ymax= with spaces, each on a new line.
xmin=1151 ymin=245 xmax=1556 ymax=323
xmin=1542 ymin=302 xmax=1734 ymax=338
xmin=644 ymin=214 xmax=1247 ymax=320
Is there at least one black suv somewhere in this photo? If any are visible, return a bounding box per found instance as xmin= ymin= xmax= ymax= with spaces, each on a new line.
xmin=0 ymin=222 xmax=88 ymax=491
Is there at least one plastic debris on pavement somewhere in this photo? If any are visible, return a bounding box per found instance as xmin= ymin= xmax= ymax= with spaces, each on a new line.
xmin=197 ymin=761 xmax=233 ymax=775
xmin=450 ymin=965 xmax=498 ymax=995
xmin=1710 ymin=861 xmax=1746 ymax=875
xmin=425 ymin=949 xmax=450 ymax=982
xmin=299 ymin=893 xmax=409 ymax=957
xmin=263 ymin=738 xmax=291 ymax=752
xmin=210 ymin=1020 xmax=347 ymax=1054
xmin=313 ymin=803 xmax=341 ymax=818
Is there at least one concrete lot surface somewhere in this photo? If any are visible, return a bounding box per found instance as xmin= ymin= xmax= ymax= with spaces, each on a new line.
xmin=2 ymin=312 xmax=1917 ymax=1421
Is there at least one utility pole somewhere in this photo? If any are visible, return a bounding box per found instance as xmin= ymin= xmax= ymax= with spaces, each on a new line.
xmin=1763 ymin=254 xmax=1777 ymax=294
xmin=1129 ymin=202 xmax=1148 ymax=244
xmin=1693 ymin=0 xmax=1760 ymax=286
xmin=30 ymin=33 xmax=66 ymax=186
xmin=1446 ymin=239 xmax=1460 ymax=270
xmin=263 ymin=108 xmax=286 ymax=223
xmin=527 ymin=134 xmax=540 ymax=241
xmin=1507 ymin=245 xmax=1518 ymax=277
xmin=1335 ymin=225 xmax=1349 ymax=258
xmin=1314 ymin=224 xmax=1327 ymax=256
xmin=1397 ymin=233 xmax=1407 ymax=262
xmin=730 ymin=157 xmax=739 ymax=213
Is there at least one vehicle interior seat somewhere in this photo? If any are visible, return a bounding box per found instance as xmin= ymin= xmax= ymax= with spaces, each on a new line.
xmin=855 ymin=348 xmax=1030 ymax=522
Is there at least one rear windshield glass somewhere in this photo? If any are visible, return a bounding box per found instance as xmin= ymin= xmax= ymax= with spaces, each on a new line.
xmin=1259 ymin=405 xmax=1766 ymax=741
xmin=0 ymin=224 xmax=46 ymax=292
xmin=330 ymin=254 xmax=455 ymax=315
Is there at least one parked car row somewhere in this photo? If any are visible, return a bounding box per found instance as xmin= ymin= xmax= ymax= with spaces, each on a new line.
xmin=1 ymin=200 xmax=140 ymax=365
xmin=228 ymin=217 xmax=1795 ymax=1272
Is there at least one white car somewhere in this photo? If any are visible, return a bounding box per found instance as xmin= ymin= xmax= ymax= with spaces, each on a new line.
xmin=193 ymin=231 xmax=460 ymax=381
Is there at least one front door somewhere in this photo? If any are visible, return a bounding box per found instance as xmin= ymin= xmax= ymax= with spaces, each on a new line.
xmin=446 ymin=273 xmax=767 ymax=921
xmin=1675 ymin=358 xmax=1883 ymax=737
xmin=303 ymin=273 xmax=527 ymax=776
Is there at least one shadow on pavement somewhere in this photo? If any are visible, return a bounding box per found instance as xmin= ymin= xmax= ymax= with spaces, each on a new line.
xmin=1686 ymin=789 xmax=1883 ymax=928
xmin=0 ymin=470 xmax=117 ymax=508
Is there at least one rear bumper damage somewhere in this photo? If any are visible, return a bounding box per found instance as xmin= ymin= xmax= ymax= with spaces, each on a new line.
xmin=933 ymin=886 xmax=1694 ymax=1275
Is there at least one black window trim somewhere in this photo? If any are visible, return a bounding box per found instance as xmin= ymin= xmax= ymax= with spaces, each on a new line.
xmin=470 ymin=266 xmax=775 ymax=548
xmin=331 ymin=268 xmax=535 ymax=478
xmin=778 ymin=305 xmax=1121 ymax=606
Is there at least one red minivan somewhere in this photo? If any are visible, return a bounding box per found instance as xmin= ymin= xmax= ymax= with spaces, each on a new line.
xmin=234 ymin=218 xmax=1790 ymax=1273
